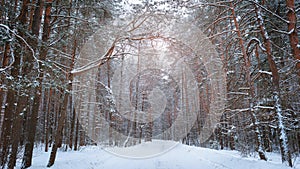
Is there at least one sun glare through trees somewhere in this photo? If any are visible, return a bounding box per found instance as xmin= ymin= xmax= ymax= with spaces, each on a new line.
xmin=0 ymin=0 xmax=299 ymax=168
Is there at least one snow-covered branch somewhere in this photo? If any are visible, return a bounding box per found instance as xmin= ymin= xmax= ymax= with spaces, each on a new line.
xmin=254 ymin=105 xmax=274 ymax=110
xmin=0 ymin=24 xmax=39 ymax=72
xmin=245 ymin=0 xmax=289 ymax=23
xmin=71 ymin=44 xmax=115 ymax=75
xmin=227 ymin=92 xmax=249 ymax=96
xmin=272 ymin=28 xmax=295 ymax=35
xmin=225 ymin=108 xmax=250 ymax=113
xmin=258 ymin=70 xmax=272 ymax=76
xmin=247 ymin=37 xmax=266 ymax=52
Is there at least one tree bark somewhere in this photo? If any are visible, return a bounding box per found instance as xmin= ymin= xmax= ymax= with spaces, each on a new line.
xmin=47 ymin=8 xmax=75 ymax=164
xmin=7 ymin=95 xmax=27 ymax=169
xmin=45 ymin=88 xmax=52 ymax=152
xmin=0 ymin=25 xmax=22 ymax=167
xmin=21 ymin=0 xmax=45 ymax=168
xmin=254 ymin=1 xmax=292 ymax=166
xmin=286 ymin=0 xmax=300 ymax=82
xmin=230 ymin=1 xmax=267 ymax=161
xmin=47 ymin=91 xmax=69 ymax=167
xmin=0 ymin=90 xmax=16 ymax=167
xmin=4 ymin=1 xmax=30 ymax=167
xmin=74 ymin=118 xmax=79 ymax=151
xmin=0 ymin=43 xmax=10 ymax=109
xmin=69 ymin=38 xmax=77 ymax=149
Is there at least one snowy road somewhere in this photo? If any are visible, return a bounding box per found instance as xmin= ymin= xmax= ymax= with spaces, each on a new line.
xmin=21 ymin=140 xmax=298 ymax=169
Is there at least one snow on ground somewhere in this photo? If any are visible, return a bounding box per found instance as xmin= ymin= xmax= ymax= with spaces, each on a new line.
xmin=17 ymin=140 xmax=299 ymax=169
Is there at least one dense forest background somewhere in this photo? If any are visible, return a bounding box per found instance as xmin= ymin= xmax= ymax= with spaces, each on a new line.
xmin=0 ymin=0 xmax=299 ymax=168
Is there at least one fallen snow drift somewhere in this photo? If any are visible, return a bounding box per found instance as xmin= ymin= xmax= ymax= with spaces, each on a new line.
xmin=20 ymin=140 xmax=299 ymax=169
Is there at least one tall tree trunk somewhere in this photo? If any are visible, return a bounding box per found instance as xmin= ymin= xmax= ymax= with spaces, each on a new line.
xmin=0 ymin=0 xmax=19 ymax=161
xmin=21 ymin=72 xmax=43 ymax=169
xmin=45 ymin=88 xmax=52 ymax=152
xmin=286 ymin=0 xmax=300 ymax=81
xmin=254 ymin=1 xmax=292 ymax=166
xmin=74 ymin=118 xmax=79 ymax=151
xmin=106 ymin=61 xmax=113 ymax=146
xmin=7 ymin=95 xmax=27 ymax=169
xmin=47 ymin=12 xmax=75 ymax=165
xmin=21 ymin=0 xmax=45 ymax=168
xmin=69 ymin=108 xmax=76 ymax=149
xmin=0 ymin=43 xmax=10 ymax=113
xmin=28 ymin=0 xmax=36 ymax=31
xmin=69 ymin=38 xmax=77 ymax=149
xmin=0 ymin=0 xmax=4 ymax=23
xmin=0 ymin=25 xmax=22 ymax=167
xmin=230 ymin=2 xmax=267 ymax=161
xmin=4 ymin=1 xmax=30 ymax=167
xmin=0 ymin=90 xmax=16 ymax=167
xmin=47 ymin=91 xmax=69 ymax=167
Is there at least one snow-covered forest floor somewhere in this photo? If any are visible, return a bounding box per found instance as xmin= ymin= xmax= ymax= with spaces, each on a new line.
xmin=17 ymin=140 xmax=300 ymax=169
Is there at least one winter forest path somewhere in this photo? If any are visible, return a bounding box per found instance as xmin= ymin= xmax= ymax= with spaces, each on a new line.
xmin=21 ymin=140 xmax=296 ymax=169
